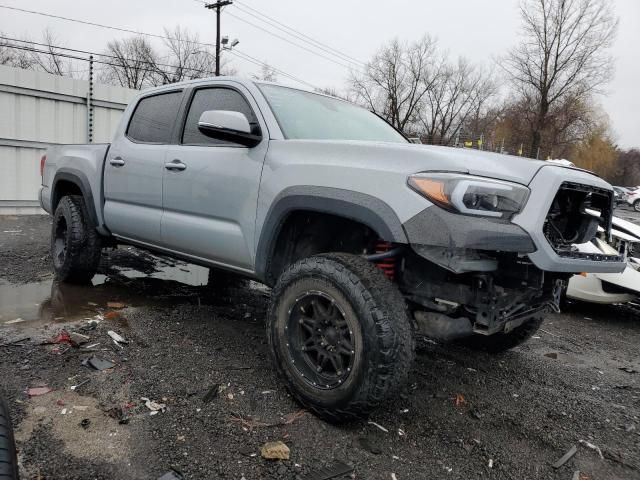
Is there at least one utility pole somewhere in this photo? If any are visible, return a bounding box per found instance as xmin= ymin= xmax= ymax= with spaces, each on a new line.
xmin=205 ymin=0 xmax=233 ymax=76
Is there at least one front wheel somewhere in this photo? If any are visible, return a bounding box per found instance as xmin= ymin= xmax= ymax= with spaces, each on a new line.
xmin=0 ymin=397 xmax=19 ymax=479
xmin=267 ymin=254 xmax=415 ymax=422
xmin=51 ymin=195 xmax=102 ymax=284
xmin=459 ymin=316 xmax=544 ymax=354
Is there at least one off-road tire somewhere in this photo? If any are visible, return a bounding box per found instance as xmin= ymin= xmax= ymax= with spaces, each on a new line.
xmin=459 ymin=316 xmax=544 ymax=353
xmin=267 ymin=253 xmax=415 ymax=422
xmin=207 ymin=267 xmax=249 ymax=290
xmin=0 ymin=397 xmax=19 ymax=480
xmin=51 ymin=195 xmax=102 ymax=284
xmin=634 ymin=200 xmax=640 ymax=213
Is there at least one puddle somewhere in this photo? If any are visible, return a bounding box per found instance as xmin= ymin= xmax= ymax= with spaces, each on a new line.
xmin=0 ymin=253 xmax=212 ymax=330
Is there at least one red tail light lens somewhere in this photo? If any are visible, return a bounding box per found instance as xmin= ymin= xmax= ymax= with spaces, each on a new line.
xmin=40 ymin=155 xmax=46 ymax=178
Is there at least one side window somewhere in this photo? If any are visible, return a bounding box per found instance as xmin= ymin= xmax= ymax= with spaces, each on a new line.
xmin=182 ymin=88 xmax=259 ymax=146
xmin=127 ymin=91 xmax=183 ymax=143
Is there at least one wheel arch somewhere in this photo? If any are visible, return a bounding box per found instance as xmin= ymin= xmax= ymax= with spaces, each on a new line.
xmin=52 ymin=169 xmax=100 ymax=231
xmin=255 ymin=186 xmax=408 ymax=285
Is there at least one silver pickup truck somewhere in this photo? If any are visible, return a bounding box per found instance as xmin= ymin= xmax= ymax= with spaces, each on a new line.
xmin=40 ymin=77 xmax=626 ymax=421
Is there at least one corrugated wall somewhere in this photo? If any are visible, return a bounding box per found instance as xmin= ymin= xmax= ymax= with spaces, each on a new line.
xmin=0 ymin=65 xmax=139 ymax=214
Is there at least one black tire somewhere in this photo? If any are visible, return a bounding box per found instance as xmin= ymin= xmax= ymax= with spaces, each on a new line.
xmin=206 ymin=267 xmax=249 ymax=290
xmin=459 ymin=316 xmax=544 ymax=354
xmin=634 ymin=200 xmax=640 ymax=212
xmin=0 ymin=397 xmax=19 ymax=480
xmin=51 ymin=195 xmax=102 ymax=284
xmin=267 ymin=253 xmax=415 ymax=422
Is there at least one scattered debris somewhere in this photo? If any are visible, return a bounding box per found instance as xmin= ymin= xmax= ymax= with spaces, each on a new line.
xmin=238 ymin=445 xmax=257 ymax=457
xmin=27 ymin=386 xmax=53 ymax=397
xmin=69 ymin=332 xmax=91 ymax=346
xmin=104 ymin=311 xmax=122 ymax=321
xmin=455 ymin=393 xmax=466 ymax=407
xmin=80 ymin=419 xmax=91 ymax=429
xmin=488 ymin=458 xmax=493 ymax=468
xmin=141 ymin=397 xmax=167 ymax=415
xmin=202 ymin=384 xmax=222 ymax=403
xmin=0 ymin=336 xmax=30 ymax=347
xmin=61 ymin=408 xmax=68 ymax=415
xmin=544 ymin=352 xmax=558 ymax=359
xmin=391 ymin=474 xmax=398 ymax=480
xmin=261 ymin=441 xmax=290 ymax=460
xmin=83 ymin=355 xmax=115 ymax=371
xmin=106 ymin=405 xmax=131 ymax=424
xmin=52 ymin=330 xmax=74 ymax=346
xmin=368 ymin=421 xmax=389 ymax=433
xmin=70 ymin=379 xmax=90 ymax=391
xmin=297 ymin=460 xmax=353 ymax=480
xmin=358 ymin=436 xmax=382 ymax=455
xmin=4 ymin=318 xmax=25 ymax=325
xmin=157 ymin=469 xmax=184 ymax=480
xmin=619 ymin=366 xmax=638 ymax=374
xmin=107 ymin=302 xmax=126 ymax=309
xmin=108 ymin=330 xmax=128 ymax=348
xmin=282 ymin=409 xmax=306 ymax=425
xmin=552 ymin=445 xmax=577 ymax=469
xmin=398 ymin=428 xmax=406 ymax=437
xmin=579 ymin=439 xmax=604 ymax=459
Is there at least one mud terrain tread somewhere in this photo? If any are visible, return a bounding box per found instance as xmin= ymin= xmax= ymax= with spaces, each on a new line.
xmin=460 ymin=316 xmax=544 ymax=353
xmin=268 ymin=253 xmax=415 ymax=422
xmin=0 ymin=398 xmax=18 ymax=479
xmin=51 ymin=195 xmax=101 ymax=284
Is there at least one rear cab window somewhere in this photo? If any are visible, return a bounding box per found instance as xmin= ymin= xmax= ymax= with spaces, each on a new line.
xmin=127 ymin=91 xmax=183 ymax=143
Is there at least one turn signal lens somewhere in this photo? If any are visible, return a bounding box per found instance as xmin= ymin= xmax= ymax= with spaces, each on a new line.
xmin=40 ymin=155 xmax=47 ymax=178
xmin=408 ymin=173 xmax=530 ymax=219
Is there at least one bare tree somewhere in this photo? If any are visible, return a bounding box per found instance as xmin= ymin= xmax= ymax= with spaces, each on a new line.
xmin=0 ymin=34 xmax=34 ymax=69
xmin=419 ymin=59 xmax=496 ymax=144
xmin=252 ymin=62 xmax=278 ymax=82
xmin=349 ymin=36 xmax=442 ymax=132
xmin=504 ymin=0 xmax=618 ymax=156
xmin=99 ymin=36 xmax=158 ymax=89
xmin=27 ymin=29 xmax=74 ymax=76
xmin=153 ymin=26 xmax=215 ymax=84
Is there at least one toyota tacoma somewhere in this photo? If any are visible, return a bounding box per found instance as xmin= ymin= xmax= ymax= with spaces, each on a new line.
xmin=39 ymin=78 xmax=626 ymax=421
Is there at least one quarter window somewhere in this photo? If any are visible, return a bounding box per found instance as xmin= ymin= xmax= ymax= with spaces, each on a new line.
xmin=182 ymin=88 xmax=259 ymax=146
xmin=127 ymin=91 xmax=182 ymax=143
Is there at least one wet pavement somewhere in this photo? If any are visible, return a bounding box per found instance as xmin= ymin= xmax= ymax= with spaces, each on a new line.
xmin=1 ymin=214 xmax=639 ymax=480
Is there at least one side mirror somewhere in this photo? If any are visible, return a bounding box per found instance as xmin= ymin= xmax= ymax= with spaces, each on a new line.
xmin=197 ymin=110 xmax=262 ymax=147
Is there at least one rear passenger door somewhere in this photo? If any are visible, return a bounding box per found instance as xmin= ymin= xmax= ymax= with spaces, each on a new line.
xmin=104 ymin=90 xmax=183 ymax=245
xmin=162 ymin=85 xmax=268 ymax=272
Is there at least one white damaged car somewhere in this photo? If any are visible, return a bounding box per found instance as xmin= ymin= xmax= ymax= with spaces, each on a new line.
xmin=567 ymin=216 xmax=640 ymax=304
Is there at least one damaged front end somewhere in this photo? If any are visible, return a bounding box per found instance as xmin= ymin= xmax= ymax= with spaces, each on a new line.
xmin=401 ymin=249 xmax=567 ymax=340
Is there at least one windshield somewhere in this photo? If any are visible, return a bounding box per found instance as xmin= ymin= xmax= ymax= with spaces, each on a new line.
xmin=258 ymin=84 xmax=407 ymax=143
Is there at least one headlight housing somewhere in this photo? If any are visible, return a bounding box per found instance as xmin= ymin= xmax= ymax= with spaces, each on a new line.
xmin=408 ymin=172 xmax=530 ymax=219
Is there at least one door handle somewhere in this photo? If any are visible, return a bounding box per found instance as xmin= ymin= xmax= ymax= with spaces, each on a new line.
xmin=110 ymin=157 xmax=125 ymax=167
xmin=165 ymin=160 xmax=187 ymax=171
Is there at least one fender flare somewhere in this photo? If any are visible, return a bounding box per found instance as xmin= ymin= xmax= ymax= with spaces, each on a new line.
xmin=52 ymin=169 xmax=100 ymax=229
xmin=255 ymin=186 xmax=408 ymax=282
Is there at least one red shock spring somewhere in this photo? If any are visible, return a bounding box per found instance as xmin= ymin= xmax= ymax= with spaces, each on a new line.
xmin=373 ymin=240 xmax=396 ymax=281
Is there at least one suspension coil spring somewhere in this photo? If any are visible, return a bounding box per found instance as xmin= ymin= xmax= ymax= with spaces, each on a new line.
xmin=373 ymin=240 xmax=397 ymax=280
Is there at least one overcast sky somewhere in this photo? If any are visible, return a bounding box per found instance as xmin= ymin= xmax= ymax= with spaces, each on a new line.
xmin=2 ymin=0 xmax=638 ymax=148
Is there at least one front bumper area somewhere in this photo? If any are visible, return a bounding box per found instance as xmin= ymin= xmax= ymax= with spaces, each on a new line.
xmin=512 ymin=166 xmax=625 ymax=274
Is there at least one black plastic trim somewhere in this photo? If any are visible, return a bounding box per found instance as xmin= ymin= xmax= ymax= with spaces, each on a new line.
xmin=52 ymin=169 xmax=104 ymax=234
xmin=254 ymin=186 xmax=407 ymax=281
xmin=403 ymin=206 xmax=536 ymax=253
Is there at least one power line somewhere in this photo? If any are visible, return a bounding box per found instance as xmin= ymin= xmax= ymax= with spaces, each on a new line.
xmin=225 ymin=9 xmax=364 ymax=73
xmin=233 ymin=1 xmax=365 ymax=67
xmin=0 ymin=35 xmax=216 ymax=76
xmin=0 ymin=3 xmax=316 ymax=88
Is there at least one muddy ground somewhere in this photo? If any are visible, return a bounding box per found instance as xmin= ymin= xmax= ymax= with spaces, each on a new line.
xmin=0 ymin=214 xmax=639 ymax=480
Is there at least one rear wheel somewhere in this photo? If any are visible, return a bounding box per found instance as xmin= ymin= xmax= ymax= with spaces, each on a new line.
xmin=267 ymin=253 xmax=414 ymax=422
xmin=51 ymin=195 xmax=102 ymax=284
xmin=634 ymin=200 xmax=640 ymax=212
xmin=459 ymin=316 xmax=544 ymax=353
xmin=0 ymin=397 xmax=19 ymax=480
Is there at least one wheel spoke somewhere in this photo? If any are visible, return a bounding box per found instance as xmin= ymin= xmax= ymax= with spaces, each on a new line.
xmin=328 ymin=353 xmax=344 ymax=374
xmin=299 ymin=316 xmax=317 ymax=334
xmin=312 ymin=298 xmax=330 ymax=320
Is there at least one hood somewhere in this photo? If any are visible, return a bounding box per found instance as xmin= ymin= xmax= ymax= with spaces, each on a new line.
xmin=277 ymin=140 xmax=590 ymax=185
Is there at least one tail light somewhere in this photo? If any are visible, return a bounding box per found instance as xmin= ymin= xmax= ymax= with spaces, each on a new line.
xmin=40 ymin=155 xmax=46 ymax=178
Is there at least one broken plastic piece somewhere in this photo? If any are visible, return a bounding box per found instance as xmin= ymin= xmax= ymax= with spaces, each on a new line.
xmin=27 ymin=386 xmax=53 ymax=397
xmin=296 ymin=460 xmax=353 ymax=480
xmin=107 ymin=330 xmax=128 ymax=345
xmin=157 ymin=469 xmax=184 ymax=480
xmin=83 ymin=355 xmax=115 ymax=371
xmin=552 ymin=445 xmax=577 ymax=469
xmin=141 ymin=397 xmax=166 ymax=414
xmin=367 ymin=421 xmax=388 ymax=433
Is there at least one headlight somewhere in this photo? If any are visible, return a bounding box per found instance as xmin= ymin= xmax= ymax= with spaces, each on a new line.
xmin=408 ymin=173 xmax=529 ymax=219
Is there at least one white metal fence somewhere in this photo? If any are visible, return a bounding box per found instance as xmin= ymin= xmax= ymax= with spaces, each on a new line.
xmin=0 ymin=65 xmax=138 ymax=214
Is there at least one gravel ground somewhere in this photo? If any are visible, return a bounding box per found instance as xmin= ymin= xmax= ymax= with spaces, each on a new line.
xmin=0 ymin=214 xmax=639 ymax=480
